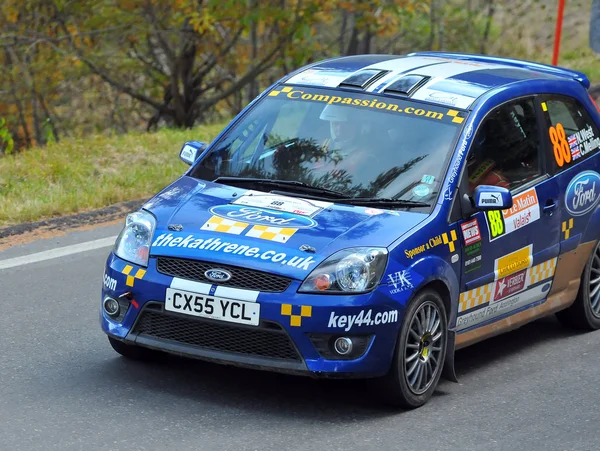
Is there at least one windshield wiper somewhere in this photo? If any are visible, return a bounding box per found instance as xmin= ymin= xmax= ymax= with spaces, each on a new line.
xmin=334 ymin=198 xmax=431 ymax=208
xmin=212 ymin=177 xmax=351 ymax=199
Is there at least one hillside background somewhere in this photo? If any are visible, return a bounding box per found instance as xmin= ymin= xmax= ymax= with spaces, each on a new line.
xmin=0 ymin=0 xmax=598 ymax=154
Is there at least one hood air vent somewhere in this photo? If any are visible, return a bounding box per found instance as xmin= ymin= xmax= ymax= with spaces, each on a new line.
xmin=338 ymin=69 xmax=389 ymax=90
xmin=383 ymin=74 xmax=430 ymax=96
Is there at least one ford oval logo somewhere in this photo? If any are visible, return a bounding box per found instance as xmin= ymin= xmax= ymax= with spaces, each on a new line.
xmin=204 ymin=269 xmax=232 ymax=282
xmin=209 ymin=205 xmax=317 ymax=229
xmin=565 ymin=170 xmax=600 ymax=216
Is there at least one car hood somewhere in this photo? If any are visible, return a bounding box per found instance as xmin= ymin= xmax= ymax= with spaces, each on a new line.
xmin=143 ymin=176 xmax=428 ymax=280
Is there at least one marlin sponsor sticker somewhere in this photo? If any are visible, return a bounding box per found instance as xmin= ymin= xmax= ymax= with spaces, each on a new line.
xmin=565 ymin=170 xmax=600 ymax=216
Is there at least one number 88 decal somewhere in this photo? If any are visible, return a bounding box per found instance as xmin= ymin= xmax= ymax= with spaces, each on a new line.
xmin=487 ymin=210 xmax=505 ymax=238
xmin=549 ymin=123 xmax=572 ymax=167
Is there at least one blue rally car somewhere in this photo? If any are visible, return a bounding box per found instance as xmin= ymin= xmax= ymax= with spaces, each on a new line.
xmin=101 ymin=51 xmax=600 ymax=408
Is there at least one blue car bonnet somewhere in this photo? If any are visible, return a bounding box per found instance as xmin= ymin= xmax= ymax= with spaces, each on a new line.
xmin=142 ymin=176 xmax=428 ymax=280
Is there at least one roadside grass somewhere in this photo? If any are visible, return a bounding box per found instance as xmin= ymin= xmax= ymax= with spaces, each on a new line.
xmin=0 ymin=121 xmax=230 ymax=227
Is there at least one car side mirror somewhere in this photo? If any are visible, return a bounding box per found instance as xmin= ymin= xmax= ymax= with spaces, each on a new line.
xmin=472 ymin=185 xmax=513 ymax=211
xmin=179 ymin=141 xmax=208 ymax=165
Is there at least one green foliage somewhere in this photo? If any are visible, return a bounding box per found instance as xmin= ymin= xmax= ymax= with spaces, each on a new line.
xmin=0 ymin=118 xmax=15 ymax=155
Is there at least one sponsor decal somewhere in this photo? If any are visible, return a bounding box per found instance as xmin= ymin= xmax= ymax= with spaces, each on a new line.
xmin=565 ymin=171 xmax=600 ymax=216
xmin=232 ymin=190 xmax=330 ymax=217
xmin=460 ymin=218 xmax=481 ymax=246
xmin=421 ymin=175 xmax=435 ymax=184
xmin=486 ymin=187 xmax=540 ymax=241
xmin=404 ymin=230 xmax=458 ymax=259
xmin=493 ymin=269 xmax=528 ymax=302
xmin=494 ymin=244 xmax=532 ymax=279
xmin=281 ymin=304 xmax=312 ymax=327
xmin=479 ymin=192 xmax=502 ymax=206
xmin=180 ymin=144 xmax=197 ymax=162
xmin=457 ymin=257 xmax=557 ymax=326
xmin=122 ymin=265 xmax=146 ymax=287
xmin=365 ymin=208 xmax=384 ymax=215
xmin=447 ymin=122 xmax=474 ymax=189
xmin=267 ymin=86 xmax=465 ymax=123
xmin=103 ymin=272 xmax=117 ymax=291
xmin=327 ymin=308 xmax=399 ymax=332
xmin=200 ymin=215 xmax=299 ymax=244
xmin=457 ymin=283 xmax=547 ymax=331
xmin=412 ymin=184 xmax=430 ymax=197
xmin=210 ymin=205 xmax=317 ymax=229
xmin=465 ymin=253 xmax=482 ymax=272
xmin=567 ymin=124 xmax=600 ymax=159
xmin=388 ymin=270 xmax=413 ymax=294
xmin=152 ymin=233 xmax=317 ymax=271
xmin=562 ymin=218 xmax=574 ymax=240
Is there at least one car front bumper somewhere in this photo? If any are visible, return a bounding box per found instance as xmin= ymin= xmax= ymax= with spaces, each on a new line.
xmin=100 ymin=253 xmax=406 ymax=378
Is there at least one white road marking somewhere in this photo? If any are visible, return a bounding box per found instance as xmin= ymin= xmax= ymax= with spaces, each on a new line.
xmin=0 ymin=236 xmax=118 ymax=270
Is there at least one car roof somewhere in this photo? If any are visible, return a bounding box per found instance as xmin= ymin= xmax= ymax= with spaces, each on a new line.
xmin=281 ymin=52 xmax=590 ymax=110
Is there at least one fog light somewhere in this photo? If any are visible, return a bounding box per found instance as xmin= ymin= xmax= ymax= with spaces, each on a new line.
xmin=103 ymin=297 xmax=120 ymax=317
xmin=333 ymin=337 xmax=353 ymax=355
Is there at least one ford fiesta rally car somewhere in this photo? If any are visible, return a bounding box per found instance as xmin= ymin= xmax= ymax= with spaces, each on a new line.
xmin=101 ymin=51 xmax=600 ymax=408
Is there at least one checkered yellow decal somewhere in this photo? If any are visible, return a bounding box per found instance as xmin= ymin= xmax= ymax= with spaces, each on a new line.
xmin=281 ymin=304 xmax=312 ymax=327
xmin=446 ymin=109 xmax=464 ymax=124
xmin=562 ymin=218 xmax=574 ymax=240
xmin=268 ymin=86 xmax=293 ymax=97
xmin=201 ymin=216 xmax=248 ymax=235
xmin=122 ymin=265 xmax=146 ymax=287
xmin=528 ymin=258 xmax=557 ymax=285
xmin=442 ymin=229 xmax=458 ymax=253
xmin=245 ymin=225 xmax=297 ymax=243
xmin=459 ymin=282 xmax=493 ymax=313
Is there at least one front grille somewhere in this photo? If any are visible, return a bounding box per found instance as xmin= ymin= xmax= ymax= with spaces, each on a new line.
xmin=156 ymin=257 xmax=292 ymax=292
xmin=132 ymin=304 xmax=302 ymax=362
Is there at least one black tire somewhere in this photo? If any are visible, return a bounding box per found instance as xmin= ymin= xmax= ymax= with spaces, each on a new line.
xmin=369 ymin=289 xmax=448 ymax=409
xmin=108 ymin=336 xmax=165 ymax=361
xmin=556 ymin=240 xmax=600 ymax=330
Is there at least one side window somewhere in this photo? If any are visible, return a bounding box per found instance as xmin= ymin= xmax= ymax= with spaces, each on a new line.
xmin=542 ymin=96 xmax=600 ymax=171
xmin=466 ymin=97 xmax=543 ymax=193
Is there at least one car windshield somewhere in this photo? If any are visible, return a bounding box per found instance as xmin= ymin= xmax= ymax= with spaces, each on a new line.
xmin=190 ymin=85 xmax=467 ymax=205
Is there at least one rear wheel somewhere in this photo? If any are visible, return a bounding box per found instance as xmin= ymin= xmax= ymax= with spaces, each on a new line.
xmin=556 ymin=240 xmax=600 ymax=330
xmin=370 ymin=289 xmax=448 ymax=409
xmin=108 ymin=336 xmax=165 ymax=361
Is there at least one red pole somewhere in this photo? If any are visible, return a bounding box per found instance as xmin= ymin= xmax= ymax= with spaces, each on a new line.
xmin=552 ymin=0 xmax=566 ymax=65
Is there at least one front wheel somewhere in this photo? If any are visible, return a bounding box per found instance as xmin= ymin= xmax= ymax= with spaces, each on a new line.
xmin=556 ymin=240 xmax=600 ymax=330
xmin=370 ymin=289 xmax=448 ymax=409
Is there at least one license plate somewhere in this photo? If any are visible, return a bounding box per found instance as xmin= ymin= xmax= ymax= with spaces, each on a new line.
xmin=165 ymin=288 xmax=260 ymax=326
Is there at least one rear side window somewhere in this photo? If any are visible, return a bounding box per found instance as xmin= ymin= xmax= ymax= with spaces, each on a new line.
xmin=541 ymin=96 xmax=600 ymax=171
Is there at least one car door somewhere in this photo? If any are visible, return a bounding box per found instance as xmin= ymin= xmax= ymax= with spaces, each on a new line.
xmin=452 ymin=95 xmax=562 ymax=348
xmin=537 ymin=94 xmax=600 ymax=303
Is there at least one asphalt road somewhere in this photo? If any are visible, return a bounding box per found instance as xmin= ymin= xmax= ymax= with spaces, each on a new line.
xmin=1 ymin=224 xmax=599 ymax=451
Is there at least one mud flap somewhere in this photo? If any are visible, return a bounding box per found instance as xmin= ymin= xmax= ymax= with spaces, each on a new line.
xmin=442 ymin=329 xmax=458 ymax=383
